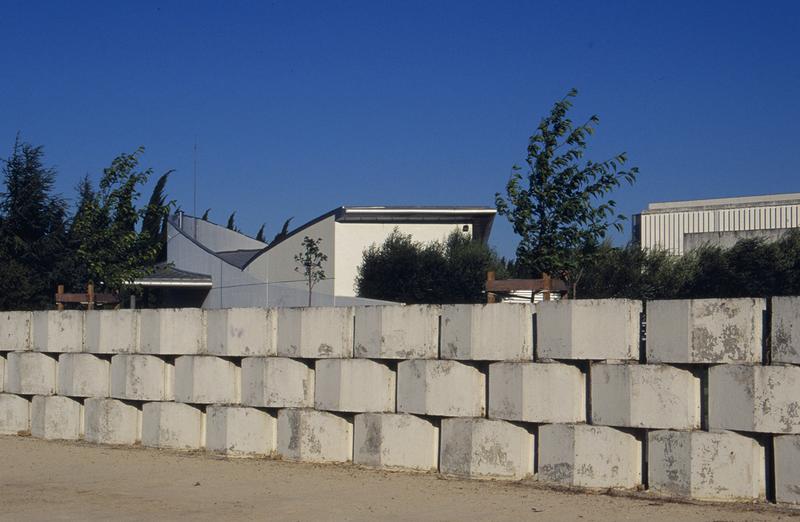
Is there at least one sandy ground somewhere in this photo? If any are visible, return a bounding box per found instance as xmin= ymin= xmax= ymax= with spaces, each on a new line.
xmin=0 ymin=436 xmax=797 ymax=521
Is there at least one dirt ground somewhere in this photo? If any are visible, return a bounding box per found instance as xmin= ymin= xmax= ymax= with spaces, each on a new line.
xmin=0 ymin=436 xmax=797 ymax=521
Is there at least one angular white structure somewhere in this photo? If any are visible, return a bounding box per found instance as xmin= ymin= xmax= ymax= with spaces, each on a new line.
xmin=538 ymin=424 xmax=641 ymax=489
xmin=276 ymin=307 xmax=354 ymax=359
xmin=590 ymin=363 xmax=701 ymax=430
xmin=142 ymin=401 xmax=205 ymax=450
xmin=0 ymin=394 xmax=30 ymax=435
xmin=353 ymin=413 xmax=438 ymax=471
xmin=439 ymin=418 xmax=534 ymax=480
xmin=206 ymin=405 xmax=276 ymax=456
xmin=536 ymin=299 xmax=641 ymax=361
xmin=32 ymin=310 xmax=83 ymax=353
xmin=241 ymin=357 xmax=314 ymax=408
xmin=206 ymin=308 xmax=276 ymax=357
xmin=5 ymin=352 xmax=57 ymax=396
xmin=110 ymin=354 xmax=174 ymax=401
xmin=648 ymin=430 xmax=765 ymax=501
xmin=57 ymin=353 xmax=110 ymax=397
xmin=397 ymin=360 xmax=485 ymax=417
xmin=0 ymin=311 xmax=31 ymax=351
xmin=440 ymin=303 xmax=533 ymax=361
xmin=139 ymin=308 xmax=204 ymax=355
xmin=774 ymin=434 xmax=800 ymax=504
xmin=773 ymin=296 xmax=800 ymax=364
xmin=174 ymin=356 xmax=240 ymax=405
xmin=84 ymin=398 xmax=142 ymax=445
xmin=31 ymin=395 xmax=84 ymax=440
xmin=354 ymin=305 xmax=439 ymax=359
xmin=647 ymin=298 xmax=765 ymax=363
xmin=84 ymin=310 xmax=138 ymax=354
xmin=276 ymin=408 xmax=353 ymax=463
xmin=314 ymin=359 xmax=395 ymax=413
xmin=488 ymin=362 xmax=585 ymax=423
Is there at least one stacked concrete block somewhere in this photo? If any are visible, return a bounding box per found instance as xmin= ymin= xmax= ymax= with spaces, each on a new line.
xmin=0 ymin=354 xmax=4 ymax=391
xmin=241 ymin=357 xmax=314 ymax=408
xmin=488 ymin=362 xmax=585 ymax=423
xmin=440 ymin=418 xmax=534 ymax=480
xmin=142 ymin=402 xmax=205 ymax=450
xmin=397 ymin=360 xmax=485 ymax=417
xmin=0 ymin=393 xmax=30 ymax=434
xmin=139 ymin=308 xmax=204 ymax=355
xmin=175 ymin=356 xmax=240 ymax=405
xmin=110 ymin=354 xmax=174 ymax=401
xmin=354 ymin=305 xmax=439 ymax=359
xmin=32 ymin=310 xmax=83 ymax=353
xmin=538 ymin=424 xmax=641 ymax=489
xmin=773 ymin=296 xmax=800 ymax=364
xmin=440 ymin=304 xmax=533 ymax=361
xmin=591 ymin=363 xmax=701 ymax=429
xmin=206 ymin=405 xmax=276 ymax=455
xmin=709 ymin=364 xmax=800 ymax=433
xmin=57 ymin=354 xmax=110 ymax=397
xmin=537 ymin=299 xmax=641 ymax=360
xmin=85 ymin=310 xmax=138 ymax=354
xmin=277 ymin=408 xmax=353 ymax=463
xmin=353 ymin=413 xmax=438 ymax=471
xmin=315 ymin=359 xmax=395 ymax=413
xmin=276 ymin=307 xmax=354 ymax=358
xmin=648 ymin=430 xmax=765 ymax=501
xmin=5 ymin=352 xmax=57 ymax=395
xmin=206 ymin=308 xmax=276 ymax=357
xmin=84 ymin=398 xmax=141 ymax=445
xmin=647 ymin=298 xmax=765 ymax=363
xmin=0 ymin=311 xmax=30 ymax=351
xmin=774 ymin=435 xmax=800 ymax=504
xmin=31 ymin=395 xmax=84 ymax=440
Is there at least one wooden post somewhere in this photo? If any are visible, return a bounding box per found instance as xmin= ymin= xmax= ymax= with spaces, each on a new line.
xmin=87 ymin=282 xmax=95 ymax=310
xmin=542 ymin=273 xmax=551 ymax=302
xmin=56 ymin=285 xmax=65 ymax=311
xmin=486 ymin=271 xmax=496 ymax=304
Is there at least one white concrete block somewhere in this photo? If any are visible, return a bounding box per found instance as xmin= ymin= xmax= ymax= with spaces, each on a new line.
xmin=206 ymin=308 xmax=276 ymax=357
xmin=276 ymin=408 xmax=353 ymax=463
xmin=84 ymin=398 xmax=141 ymax=445
xmin=32 ymin=310 xmax=83 ymax=353
xmin=5 ymin=352 xmax=57 ymax=395
xmin=647 ymin=298 xmax=765 ymax=363
xmin=110 ymin=354 xmax=174 ymax=401
xmin=538 ymin=424 xmax=641 ymax=489
xmin=315 ymin=359 xmax=395 ymax=413
xmin=85 ymin=310 xmax=138 ymax=354
xmin=648 ymin=430 xmax=765 ymax=501
xmin=354 ymin=305 xmax=439 ymax=359
xmin=142 ymin=401 xmax=205 ymax=450
xmin=241 ymin=357 xmax=314 ymax=408
xmin=440 ymin=418 xmax=534 ymax=480
xmin=775 ymin=435 xmax=800 ymax=504
xmin=0 ymin=354 xmax=4 ymax=392
xmin=175 ymin=356 xmax=240 ymax=405
xmin=590 ymin=363 xmax=700 ymax=430
xmin=441 ymin=303 xmax=533 ymax=361
xmin=0 ymin=311 xmax=30 ymax=351
xmin=709 ymin=364 xmax=800 ymax=433
xmin=276 ymin=307 xmax=354 ymax=358
xmin=139 ymin=308 xmax=204 ymax=355
xmin=31 ymin=395 xmax=83 ymax=440
xmin=488 ymin=362 xmax=585 ymax=423
xmin=773 ymin=296 xmax=800 ymax=364
xmin=0 ymin=393 xmax=30 ymax=434
xmin=206 ymin=405 xmax=276 ymax=455
xmin=353 ymin=413 xmax=438 ymax=471
xmin=57 ymin=353 xmax=110 ymax=397
xmin=397 ymin=359 xmax=485 ymax=417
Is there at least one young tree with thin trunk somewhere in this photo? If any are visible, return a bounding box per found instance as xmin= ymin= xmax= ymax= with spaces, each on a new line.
xmin=294 ymin=236 xmax=327 ymax=306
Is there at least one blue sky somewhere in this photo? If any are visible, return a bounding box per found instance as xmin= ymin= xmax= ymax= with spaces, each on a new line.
xmin=2 ymin=1 xmax=798 ymax=257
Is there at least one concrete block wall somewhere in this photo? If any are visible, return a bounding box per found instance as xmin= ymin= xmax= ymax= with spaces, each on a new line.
xmin=1 ymin=300 xmax=800 ymax=506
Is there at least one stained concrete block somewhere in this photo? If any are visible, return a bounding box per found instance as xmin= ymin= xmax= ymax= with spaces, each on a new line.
xmin=57 ymin=353 xmax=110 ymax=397
xmin=648 ymin=430 xmax=765 ymax=501
xmin=488 ymin=362 xmax=585 ymax=423
xmin=441 ymin=303 xmax=533 ymax=361
xmin=0 ymin=311 xmax=31 ymax=351
xmin=774 ymin=435 xmax=800 ymax=504
xmin=84 ymin=398 xmax=141 ymax=445
xmin=0 ymin=394 xmax=30 ymax=434
xmin=276 ymin=307 xmax=354 ymax=359
xmin=139 ymin=308 xmax=204 ymax=355
xmin=538 ymin=424 xmax=641 ymax=489
xmin=31 ymin=395 xmax=84 ymax=440
xmin=110 ymin=354 xmax=174 ymax=401
xmin=353 ymin=413 xmax=438 ymax=471
xmin=175 ymin=356 xmax=240 ymax=405
xmin=709 ymin=364 xmax=800 ymax=433
xmin=647 ymin=298 xmax=765 ymax=363
xmin=6 ymin=352 xmax=57 ymax=395
xmin=397 ymin=360 xmax=485 ymax=417
xmin=590 ymin=363 xmax=701 ymax=430
xmin=315 ymin=359 xmax=395 ymax=413
xmin=32 ymin=310 xmax=83 ymax=353
xmin=241 ymin=357 xmax=314 ymax=408
xmin=276 ymin=408 xmax=353 ymax=463
xmin=206 ymin=405 xmax=276 ymax=456
xmin=773 ymin=296 xmax=800 ymax=364
xmin=142 ymin=402 xmax=205 ymax=450
xmin=85 ymin=310 xmax=138 ymax=354
xmin=0 ymin=354 xmax=4 ymax=392
xmin=206 ymin=308 xmax=276 ymax=357
xmin=440 ymin=418 xmax=534 ymax=480
xmin=354 ymin=305 xmax=439 ymax=359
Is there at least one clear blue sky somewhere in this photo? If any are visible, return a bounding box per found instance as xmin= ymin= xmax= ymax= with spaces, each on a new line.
xmin=2 ymin=1 xmax=798 ymax=258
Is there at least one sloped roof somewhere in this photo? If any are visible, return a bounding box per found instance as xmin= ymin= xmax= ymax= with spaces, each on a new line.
xmin=132 ymin=264 xmax=213 ymax=287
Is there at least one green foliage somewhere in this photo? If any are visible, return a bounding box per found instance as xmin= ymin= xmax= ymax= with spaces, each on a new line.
xmin=270 ymin=217 xmax=293 ymax=246
xmin=226 ymin=211 xmax=239 ymax=232
xmin=255 ymin=223 xmax=266 ymax=242
xmin=294 ymin=236 xmax=327 ymax=306
xmin=201 ymin=208 xmax=211 ymax=221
